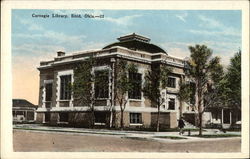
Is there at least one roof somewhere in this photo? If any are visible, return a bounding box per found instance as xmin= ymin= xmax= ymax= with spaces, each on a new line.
xmin=13 ymin=99 xmax=37 ymax=108
xmin=103 ymin=33 xmax=167 ymax=54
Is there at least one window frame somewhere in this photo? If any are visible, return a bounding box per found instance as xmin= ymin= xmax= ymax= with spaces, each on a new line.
xmin=168 ymin=98 xmax=176 ymax=110
xmin=59 ymin=112 xmax=69 ymax=123
xmin=167 ymin=77 xmax=176 ymax=88
xmin=45 ymin=83 xmax=53 ymax=102
xmin=128 ymin=72 xmax=142 ymax=100
xmin=94 ymin=70 xmax=109 ymax=99
xmin=60 ymin=75 xmax=72 ymax=100
xmin=129 ymin=113 xmax=142 ymax=124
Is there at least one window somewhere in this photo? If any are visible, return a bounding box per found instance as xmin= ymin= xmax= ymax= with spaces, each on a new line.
xmin=128 ymin=72 xmax=142 ymax=99
xmin=60 ymin=75 xmax=72 ymax=100
xmin=130 ymin=113 xmax=142 ymax=124
xmin=45 ymin=83 xmax=52 ymax=101
xmin=168 ymin=98 xmax=175 ymax=110
xmin=27 ymin=112 xmax=34 ymax=120
xmin=167 ymin=77 xmax=176 ymax=88
xmin=94 ymin=112 xmax=107 ymax=124
xmin=59 ymin=112 xmax=69 ymax=122
xmin=95 ymin=71 xmax=109 ymax=98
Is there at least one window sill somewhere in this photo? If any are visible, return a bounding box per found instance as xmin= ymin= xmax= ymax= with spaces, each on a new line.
xmin=57 ymin=100 xmax=71 ymax=102
xmin=57 ymin=122 xmax=69 ymax=124
xmin=94 ymin=122 xmax=106 ymax=125
xmin=129 ymin=123 xmax=143 ymax=126
xmin=129 ymin=99 xmax=142 ymax=102
xmin=95 ymin=98 xmax=109 ymax=100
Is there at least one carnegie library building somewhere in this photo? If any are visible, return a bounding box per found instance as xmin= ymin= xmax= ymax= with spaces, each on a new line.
xmin=36 ymin=33 xmax=237 ymax=129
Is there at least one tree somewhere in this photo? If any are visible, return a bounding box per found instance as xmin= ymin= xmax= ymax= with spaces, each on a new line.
xmin=224 ymin=50 xmax=241 ymax=110
xmin=142 ymin=64 xmax=172 ymax=132
xmin=186 ymin=44 xmax=223 ymax=136
xmin=177 ymin=77 xmax=193 ymax=118
xmin=72 ymin=57 xmax=95 ymax=127
xmin=115 ymin=60 xmax=138 ymax=130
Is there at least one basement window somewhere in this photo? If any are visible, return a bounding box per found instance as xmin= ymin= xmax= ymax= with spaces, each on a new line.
xmin=59 ymin=112 xmax=69 ymax=122
xmin=130 ymin=113 xmax=142 ymax=124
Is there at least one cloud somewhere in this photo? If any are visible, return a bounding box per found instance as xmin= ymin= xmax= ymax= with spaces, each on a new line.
xmin=161 ymin=41 xmax=238 ymax=66
xmin=198 ymin=15 xmax=221 ymax=28
xmin=175 ymin=13 xmax=188 ymax=22
xmin=190 ymin=15 xmax=241 ymax=37
xmin=18 ymin=17 xmax=44 ymax=31
xmin=13 ymin=31 xmax=86 ymax=52
xmin=12 ymin=43 xmax=65 ymax=58
xmin=52 ymin=9 xmax=142 ymax=26
xmin=103 ymin=14 xmax=142 ymax=26
xmin=28 ymin=24 xmax=43 ymax=31
xmin=189 ymin=29 xmax=241 ymax=37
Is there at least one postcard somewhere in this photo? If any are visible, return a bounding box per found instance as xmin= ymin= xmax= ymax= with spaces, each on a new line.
xmin=1 ymin=0 xmax=249 ymax=158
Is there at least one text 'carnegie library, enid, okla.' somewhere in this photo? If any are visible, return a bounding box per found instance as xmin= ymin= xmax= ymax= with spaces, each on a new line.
xmin=31 ymin=13 xmax=104 ymax=19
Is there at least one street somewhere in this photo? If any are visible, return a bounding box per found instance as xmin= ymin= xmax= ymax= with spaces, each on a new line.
xmin=13 ymin=129 xmax=241 ymax=152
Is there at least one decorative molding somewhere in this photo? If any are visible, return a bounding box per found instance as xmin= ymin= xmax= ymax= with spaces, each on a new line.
xmin=56 ymin=69 xmax=74 ymax=107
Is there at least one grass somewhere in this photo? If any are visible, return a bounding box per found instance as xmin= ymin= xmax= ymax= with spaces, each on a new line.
xmin=13 ymin=127 xmax=126 ymax=136
xmin=191 ymin=134 xmax=241 ymax=138
xmin=154 ymin=136 xmax=187 ymax=140
xmin=183 ymin=128 xmax=203 ymax=132
xmin=122 ymin=136 xmax=150 ymax=141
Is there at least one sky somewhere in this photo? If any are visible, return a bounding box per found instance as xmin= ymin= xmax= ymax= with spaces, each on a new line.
xmin=12 ymin=9 xmax=242 ymax=105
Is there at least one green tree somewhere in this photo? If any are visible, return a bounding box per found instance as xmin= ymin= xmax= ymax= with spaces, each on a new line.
xmin=115 ymin=60 xmax=138 ymax=130
xmin=142 ymin=65 xmax=172 ymax=132
xmin=186 ymin=44 xmax=223 ymax=135
xmin=72 ymin=57 xmax=109 ymax=127
xmin=225 ymin=50 xmax=241 ymax=110
xmin=177 ymin=77 xmax=193 ymax=118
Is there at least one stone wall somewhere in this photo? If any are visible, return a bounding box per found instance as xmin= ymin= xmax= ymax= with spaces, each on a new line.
xmin=151 ymin=112 xmax=177 ymax=129
xmin=68 ymin=112 xmax=93 ymax=127
xmin=36 ymin=113 xmax=43 ymax=123
xmin=50 ymin=112 xmax=59 ymax=125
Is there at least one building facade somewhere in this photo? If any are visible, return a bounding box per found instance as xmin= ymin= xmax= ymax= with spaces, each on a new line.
xmin=13 ymin=99 xmax=37 ymax=123
xmin=37 ymin=33 xmax=239 ymax=129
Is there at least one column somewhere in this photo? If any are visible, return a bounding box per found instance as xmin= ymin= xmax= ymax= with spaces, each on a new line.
xmin=25 ymin=110 xmax=28 ymax=120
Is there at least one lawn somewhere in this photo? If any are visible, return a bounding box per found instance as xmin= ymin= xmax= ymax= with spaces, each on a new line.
xmin=154 ymin=136 xmax=187 ymax=140
xmin=191 ymin=134 xmax=241 ymax=138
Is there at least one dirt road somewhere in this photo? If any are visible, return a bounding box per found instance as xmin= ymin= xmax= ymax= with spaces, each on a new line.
xmin=13 ymin=130 xmax=241 ymax=152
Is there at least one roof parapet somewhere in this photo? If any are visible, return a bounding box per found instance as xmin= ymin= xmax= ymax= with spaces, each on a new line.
xmin=117 ymin=33 xmax=150 ymax=43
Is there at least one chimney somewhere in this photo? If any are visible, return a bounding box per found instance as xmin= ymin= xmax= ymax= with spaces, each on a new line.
xmin=57 ymin=50 xmax=65 ymax=57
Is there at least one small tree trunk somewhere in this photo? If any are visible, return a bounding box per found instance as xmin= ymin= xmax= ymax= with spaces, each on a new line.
xmin=199 ymin=112 xmax=202 ymax=136
xmin=197 ymin=80 xmax=203 ymax=136
xmin=91 ymin=109 xmax=95 ymax=128
xmin=156 ymin=105 xmax=160 ymax=132
xmin=120 ymin=109 xmax=124 ymax=130
xmin=179 ymin=101 xmax=183 ymax=118
xmin=109 ymin=110 xmax=113 ymax=128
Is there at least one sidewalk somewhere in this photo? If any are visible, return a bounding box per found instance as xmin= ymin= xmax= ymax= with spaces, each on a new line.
xmin=13 ymin=124 xmax=241 ymax=142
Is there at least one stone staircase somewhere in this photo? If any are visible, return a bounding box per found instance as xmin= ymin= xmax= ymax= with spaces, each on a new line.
xmin=183 ymin=119 xmax=198 ymax=129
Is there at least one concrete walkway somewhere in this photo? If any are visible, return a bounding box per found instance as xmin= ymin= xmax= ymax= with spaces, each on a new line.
xmin=13 ymin=124 xmax=241 ymax=143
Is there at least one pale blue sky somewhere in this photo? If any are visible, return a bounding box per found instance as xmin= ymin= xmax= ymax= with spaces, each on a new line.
xmin=11 ymin=9 xmax=241 ymax=104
